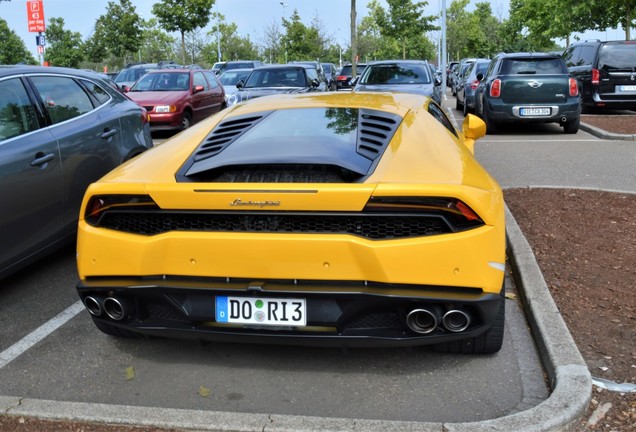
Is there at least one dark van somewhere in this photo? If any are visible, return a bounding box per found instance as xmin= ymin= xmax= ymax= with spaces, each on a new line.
xmin=563 ymin=40 xmax=636 ymax=112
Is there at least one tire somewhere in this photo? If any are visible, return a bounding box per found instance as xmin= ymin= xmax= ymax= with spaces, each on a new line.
xmin=434 ymin=293 xmax=505 ymax=355
xmin=483 ymin=104 xmax=498 ymax=134
xmin=180 ymin=111 xmax=192 ymax=130
xmin=94 ymin=320 xmax=144 ymax=339
xmin=563 ymin=116 xmax=580 ymax=134
xmin=463 ymin=98 xmax=469 ymax=117
xmin=455 ymin=95 xmax=462 ymax=110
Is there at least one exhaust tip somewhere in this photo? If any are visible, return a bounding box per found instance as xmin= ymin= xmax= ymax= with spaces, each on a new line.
xmin=406 ymin=309 xmax=439 ymax=334
xmin=103 ymin=297 xmax=129 ymax=321
xmin=442 ymin=310 xmax=471 ymax=333
xmin=84 ymin=296 xmax=102 ymax=316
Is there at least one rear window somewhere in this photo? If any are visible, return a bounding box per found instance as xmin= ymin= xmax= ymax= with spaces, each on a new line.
xmin=362 ymin=63 xmax=431 ymax=85
xmin=598 ymin=43 xmax=636 ymax=71
xmin=502 ymin=58 xmax=565 ymax=75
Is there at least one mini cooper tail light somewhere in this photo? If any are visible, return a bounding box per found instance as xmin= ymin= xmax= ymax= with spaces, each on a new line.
xmin=591 ymin=68 xmax=600 ymax=85
xmin=85 ymin=195 xmax=158 ymax=226
xmin=489 ymin=79 xmax=501 ymax=98
xmin=470 ymin=79 xmax=480 ymax=90
xmin=569 ymin=78 xmax=579 ymax=97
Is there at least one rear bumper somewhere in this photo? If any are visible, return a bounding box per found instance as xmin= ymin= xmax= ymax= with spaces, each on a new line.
xmin=486 ymin=98 xmax=580 ymax=123
xmin=589 ymin=92 xmax=636 ymax=110
xmin=77 ymin=277 xmax=504 ymax=347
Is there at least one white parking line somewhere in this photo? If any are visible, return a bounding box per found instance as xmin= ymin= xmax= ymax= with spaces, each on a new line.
xmin=0 ymin=300 xmax=84 ymax=369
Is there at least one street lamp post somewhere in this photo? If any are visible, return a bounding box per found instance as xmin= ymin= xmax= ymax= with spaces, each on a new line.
xmin=216 ymin=1 xmax=221 ymax=62
xmin=280 ymin=1 xmax=287 ymax=63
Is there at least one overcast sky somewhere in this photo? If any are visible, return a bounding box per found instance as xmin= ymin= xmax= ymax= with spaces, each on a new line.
xmin=2 ymin=0 xmax=623 ymax=61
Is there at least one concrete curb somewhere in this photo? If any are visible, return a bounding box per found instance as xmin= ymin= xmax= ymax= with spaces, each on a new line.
xmin=0 ymin=206 xmax=592 ymax=431
xmin=580 ymin=122 xmax=636 ymax=141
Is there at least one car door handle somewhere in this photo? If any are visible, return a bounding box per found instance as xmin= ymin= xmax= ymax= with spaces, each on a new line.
xmin=100 ymin=128 xmax=118 ymax=139
xmin=30 ymin=152 xmax=55 ymax=167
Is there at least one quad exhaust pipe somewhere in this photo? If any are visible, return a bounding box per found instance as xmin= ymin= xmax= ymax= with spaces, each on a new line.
xmin=84 ymin=296 xmax=130 ymax=321
xmin=406 ymin=306 xmax=472 ymax=334
xmin=84 ymin=296 xmax=103 ymax=316
xmin=442 ymin=309 xmax=471 ymax=333
xmin=406 ymin=308 xmax=441 ymax=334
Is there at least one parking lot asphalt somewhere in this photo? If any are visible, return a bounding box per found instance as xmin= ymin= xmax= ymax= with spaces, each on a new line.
xmin=0 ymin=207 xmax=590 ymax=432
xmin=0 ymin=93 xmax=606 ymax=431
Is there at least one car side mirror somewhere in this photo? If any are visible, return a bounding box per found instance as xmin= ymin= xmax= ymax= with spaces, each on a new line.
xmin=236 ymin=80 xmax=244 ymax=89
xmin=461 ymin=114 xmax=486 ymax=155
xmin=434 ymin=76 xmax=442 ymax=86
xmin=122 ymin=85 xmax=130 ymax=92
xmin=350 ymin=76 xmax=359 ymax=86
xmin=311 ymin=78 xmax=320 ymax=88
xmin=193 ymin=85 xmax=205 ymax=94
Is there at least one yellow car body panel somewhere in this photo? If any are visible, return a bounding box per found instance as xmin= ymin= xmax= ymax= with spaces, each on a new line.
xmin=76 ymin=92 xmax=506 ymax=350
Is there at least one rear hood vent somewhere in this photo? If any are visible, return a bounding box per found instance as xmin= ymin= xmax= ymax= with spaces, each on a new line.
xmin=192 ymin=112 xmax=272 ymax=162
xmin=177 ymin=108 xmax=403 ymax=183
xmin=357 ymin=112 xmax=399 ymax=160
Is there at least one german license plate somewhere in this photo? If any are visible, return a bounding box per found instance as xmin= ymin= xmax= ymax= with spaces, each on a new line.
xmin=519 ymin=107 xmax=551 ymax=116
xmin=215 ymin=296 xmax=306 ymax=326
xmin=618 ymin=85 xmax=636 ymax=92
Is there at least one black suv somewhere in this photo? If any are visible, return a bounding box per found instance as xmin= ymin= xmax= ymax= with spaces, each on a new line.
xmin=563 ymin=40 xmax=636 ymax=112
xmin=336 ymin=63 xmax=367 ymax=90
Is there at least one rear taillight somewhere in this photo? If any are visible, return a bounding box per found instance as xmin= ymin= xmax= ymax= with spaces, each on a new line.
xmin=569 ymin=78 xmax=579 ymax=97
xmin=470 ymin=79 xmax=480 ymax=90
xmin=85 ymin=195 xmax=158 ymax=226
xmin=591 ymin=68 xmax=600 ymax=85
xmin=364 ymin=196 xmax=484 ymax=229
xmin=337 ymin=75 xmax=347 ymax=81
xmin=489 ymin=79 xmax=501 ymax=98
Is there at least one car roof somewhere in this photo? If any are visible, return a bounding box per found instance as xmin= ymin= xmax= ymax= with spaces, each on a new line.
xmin=0 ymin=65 xmax=109 ymax=80
xmin=253 ymin=64 xmax=314 ymax=70
xmin=366 ymin=60 xmax=429 ymax=65
xmin=144 ymin=68 xmax=193 ymax=73
xmin=497 ymin=52 xmax=560 ymax=59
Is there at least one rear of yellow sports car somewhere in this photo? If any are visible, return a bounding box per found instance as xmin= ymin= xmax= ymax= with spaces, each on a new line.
xmin=77 ymin=92 xmax=506 ymax=353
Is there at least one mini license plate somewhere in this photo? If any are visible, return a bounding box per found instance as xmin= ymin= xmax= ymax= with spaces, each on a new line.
xmin=215 ymin=296 xmax=306 ymax=326
xmin=519 ymin=107 xmax=551 ymax=116
xmin=618 ymin=85 xmax=636 ymax=92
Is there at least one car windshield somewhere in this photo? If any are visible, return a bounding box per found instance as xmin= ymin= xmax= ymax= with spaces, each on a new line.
xmin=115 ymin=67 xmax=156 ymax=83
xmin=361 ymin=64 xmax=431 ymax=85
xmin=131 ymin=72 xmax=191 ymax=91
xmin=598 ymin=43 xmax=636 ymax=71
xmin=504 ymin=58 xmax=564 ymax=74
xmin=219 ymin=70 xmax=251 ymax=86
xmin=244 ymin=68 xmax=307 ymax=88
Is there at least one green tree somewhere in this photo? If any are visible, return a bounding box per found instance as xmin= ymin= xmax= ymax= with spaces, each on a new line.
xmin=86 ymin=0 xmax=143 ymax=65
xmin=152 ymin=0 xmax=215 ymax=64
xmin=0 ymin=18 xmax=37 ymax=64
xmin=204 ymin=16 xmax=259 ymax=63
xmin=369 ymin=0 xmax=438 ymax=60
xmin=259 ymin=20 xmax=284 ymax=63
xmin=44 ymin=17 xmax=84 ymax=67
xmin=138 ymin=18 xmax=178 ymax=63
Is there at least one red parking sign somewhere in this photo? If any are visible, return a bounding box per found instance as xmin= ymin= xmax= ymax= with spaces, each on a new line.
xmin=27 ymin=0 xmax=46 ymax=33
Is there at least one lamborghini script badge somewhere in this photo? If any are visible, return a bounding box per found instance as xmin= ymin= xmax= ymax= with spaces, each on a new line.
xmin=229 ymin=199 xmax=281 ymax=208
